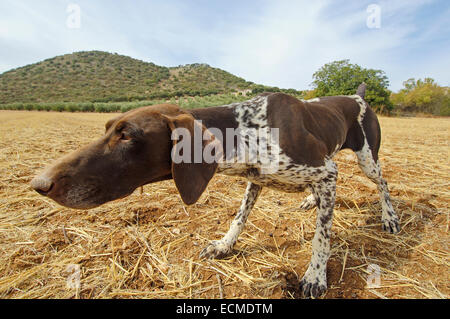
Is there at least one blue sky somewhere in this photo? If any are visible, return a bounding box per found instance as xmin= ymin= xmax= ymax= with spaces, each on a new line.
xmin=0 ymin=0 xmax=448 ymax=91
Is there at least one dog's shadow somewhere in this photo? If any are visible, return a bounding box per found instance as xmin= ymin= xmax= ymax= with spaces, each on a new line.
xmin=239 ymin=196 xmax=442 ymax=299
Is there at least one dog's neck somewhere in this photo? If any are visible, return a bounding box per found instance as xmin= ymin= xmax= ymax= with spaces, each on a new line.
xmin=189 ymin=105 xmax=239 ymax=157
xmin=189 ymin=105 xmax=238 ymax=132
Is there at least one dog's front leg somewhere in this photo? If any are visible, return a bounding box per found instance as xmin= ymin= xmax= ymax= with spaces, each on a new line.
xmin=200 ymin=182 xmax=262 ymax=259
xmin=300 ymin=163 xmax=337 ymax=298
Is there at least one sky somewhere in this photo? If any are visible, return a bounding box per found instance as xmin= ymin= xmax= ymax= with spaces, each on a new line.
xmin=0 ymin=0 xmax=449 ymax=91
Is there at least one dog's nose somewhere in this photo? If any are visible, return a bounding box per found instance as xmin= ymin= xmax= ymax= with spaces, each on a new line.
xmin=31 ymin=176 xmax=54 ymax=196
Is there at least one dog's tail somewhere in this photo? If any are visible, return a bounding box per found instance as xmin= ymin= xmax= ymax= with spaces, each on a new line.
xmin=356 ymin=82 xmax=366 ymax=99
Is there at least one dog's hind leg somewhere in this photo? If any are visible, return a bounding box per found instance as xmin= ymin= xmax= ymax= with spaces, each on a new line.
xmin=300 ymin=160 xmax=337 ymax=298
xmin=354 ymin=106 xmax=400 ymax=234
xmin=346 ymin=97 xmax=400 ymax=234
xmin=200 ymin=182 xmax=262 ymax=259
xmin=356 ymin=144 xmax=400 ymax=233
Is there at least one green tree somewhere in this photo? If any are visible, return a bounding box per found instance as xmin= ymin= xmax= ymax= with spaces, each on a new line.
xmin=391 ymin=78 xmax=449 ymax=115
xmin=311 ymin=60 xmax=393 ymax=112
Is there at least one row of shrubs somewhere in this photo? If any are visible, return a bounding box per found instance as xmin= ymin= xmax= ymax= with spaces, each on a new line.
xmin=89 ymin=88 xmax=239 ymax=103
xmin=0 ymin=94 xmax=253 ymax=113
xmin=0 ymin=101 xmax=153 ymax=113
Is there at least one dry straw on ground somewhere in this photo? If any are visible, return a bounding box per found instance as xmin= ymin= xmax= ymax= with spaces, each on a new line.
xmin=0 ymin=111 xmax=448 ymax=299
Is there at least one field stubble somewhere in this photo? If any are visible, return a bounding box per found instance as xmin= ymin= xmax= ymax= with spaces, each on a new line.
xmin=0 ymin=111 xmax=448 ymax=299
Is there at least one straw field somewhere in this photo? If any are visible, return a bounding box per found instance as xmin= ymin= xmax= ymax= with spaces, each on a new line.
xmin=0 ymin=110 xmax=448 ymax=299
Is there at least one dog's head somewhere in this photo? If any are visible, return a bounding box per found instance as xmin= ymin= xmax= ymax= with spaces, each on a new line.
xmin=30 ymin=104 xmax=221 ymax=209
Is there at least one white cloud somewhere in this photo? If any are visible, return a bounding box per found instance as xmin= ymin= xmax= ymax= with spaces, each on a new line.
xmin=211 ymin=0 xmax=447 ymax=90
xmin=0 ymin=0 xmax=448 ymax=91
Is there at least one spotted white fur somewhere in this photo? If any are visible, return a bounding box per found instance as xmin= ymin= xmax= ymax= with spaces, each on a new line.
xmin=356 ymin=145 xmax=399 ymax=232
xmin=200 ymin=182 xmax=262 ymax=259
xmin=201 ymin=95 xmax=341 ymax=297
xmin=200 ymin=93 xmax=399 ymax=298
xmin=215 ymin=97 xmax=337 ymax=193
xmin=300 ymin=163 xmax=337 ymax=297
xmin=351 ymin=94 xmax=368 ymax=125
xmin=349 ymin=95 xmax=400 ymax=233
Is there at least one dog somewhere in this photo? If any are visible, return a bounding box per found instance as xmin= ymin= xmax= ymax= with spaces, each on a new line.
xmin=31 ymin=83 xmax=400 ymax=298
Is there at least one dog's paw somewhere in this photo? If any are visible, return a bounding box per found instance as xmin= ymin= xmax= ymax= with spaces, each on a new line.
xmin=382 ymin=217 xmax=400 ymax=234
xmin=299 ymin=265 xmax=327 ymax=298
xmin=299 ymin=279 xmax=327 ymax=299
xmin=299 ymin=194 xmax=316 ymax=211
xmin=200 ymin=240 xmax=232 ymax=259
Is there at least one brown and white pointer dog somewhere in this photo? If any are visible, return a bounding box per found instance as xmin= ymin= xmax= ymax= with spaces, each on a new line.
xmin=31 ymin=83 xmax=400 ymax=298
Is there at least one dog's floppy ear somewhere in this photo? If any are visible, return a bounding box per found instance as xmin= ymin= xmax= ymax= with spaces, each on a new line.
xmin=163 ymin=113 xmax=222 ymax=205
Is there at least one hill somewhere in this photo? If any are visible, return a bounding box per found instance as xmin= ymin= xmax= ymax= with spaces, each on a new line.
xmin=0 ymin=51 xmax=260 ymax=104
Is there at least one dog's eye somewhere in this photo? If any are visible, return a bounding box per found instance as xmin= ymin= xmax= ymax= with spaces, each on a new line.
xmin=120 ymin=132 xmax=131 ymax=141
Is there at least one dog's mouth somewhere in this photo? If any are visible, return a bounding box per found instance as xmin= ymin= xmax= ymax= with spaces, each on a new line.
xmin=57 ymin=184 xmax=140 ymax=210
xmin=32 ymin=174 xmax=133 ymax=210
xmin=32 ymin=167 xmax=173 ymax=210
